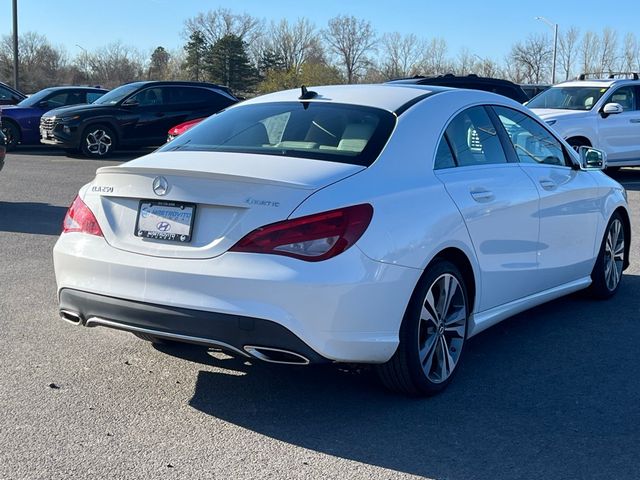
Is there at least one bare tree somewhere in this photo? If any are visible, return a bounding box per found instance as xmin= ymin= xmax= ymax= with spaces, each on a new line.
xmin=83 ymin=42 xmax=145 ymax=88
xmin=580 ymin=31 xmax=601 ymax=75
xmin=323 ymin=15 xmax=377 ymax=84
xmin=455 ymin=48 xmax=477 ymax=76
xmin=0 ymin=32 xmax=68 ymax=92
xmin=378 ymin=32 xmax=423 ymax=80
xmin=183 ymin=8 xmax=264 ymax=66
xmin=598 ymin=28 xmax=618 ymax=74
xmin=419 ymin=38 xmax=450 ymax=75
xmin=508 ymin=33 xmax=552 ymax=83
xmin=620 ymin=33 xmax=639 ymax=72
xmin=269 ymin=18 xmax=318 ymax=73
xmin=558 ymin=26 xmax=579 ymax=80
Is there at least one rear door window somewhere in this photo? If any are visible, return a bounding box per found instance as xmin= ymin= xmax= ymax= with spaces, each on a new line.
xmin=443 ymin=106 xmax=508 ymax=166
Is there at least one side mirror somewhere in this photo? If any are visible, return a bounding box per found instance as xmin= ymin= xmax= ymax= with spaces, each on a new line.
xmin=578 ymin=146 xmax=607 ymax=170
xmin=37 ymin=101 xmax=50 ymax=109
xmin=601 ymin=102 xmax=623 ymax=118
xmin=122 ymin=98 xmax=139 ymax=108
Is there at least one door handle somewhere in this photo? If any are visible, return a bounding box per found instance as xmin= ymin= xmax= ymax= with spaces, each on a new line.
xmin=154 ymin=113 xmax=165 ymax=118
xmin=539 ymin=178 xmax=557 ymax=190
xmin=630 ymin=118 xmax=640 ymax=123
xmin=470 ymin=188 xmax=495 ymax=202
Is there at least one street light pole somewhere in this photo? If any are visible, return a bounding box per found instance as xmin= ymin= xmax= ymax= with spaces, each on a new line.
xmin=12 ymin=0 xmax=19 ymax=90
xmin=535 ymin=16 xmax=558 ymax=84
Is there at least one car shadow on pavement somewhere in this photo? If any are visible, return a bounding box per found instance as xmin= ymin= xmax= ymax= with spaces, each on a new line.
xmin=0 ymin=201 xmax=67 ymax=235
xmin=164 ymin=275 xmax=640 ymax=480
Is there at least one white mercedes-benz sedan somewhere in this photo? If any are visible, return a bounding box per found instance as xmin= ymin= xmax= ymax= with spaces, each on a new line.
xmin=53 ymin=84 xmax=630 ymax=396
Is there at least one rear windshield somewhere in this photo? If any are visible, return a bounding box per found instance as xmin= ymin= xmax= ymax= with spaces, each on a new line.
xmin=159 ymin=101 xmax=396 ymax=167
xmin=527 ymin=86 xmax=609 ymax=110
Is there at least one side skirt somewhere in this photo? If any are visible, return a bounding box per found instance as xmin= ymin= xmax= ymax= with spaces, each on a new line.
xmin=468 ymin=276 xmax=592 ymax=337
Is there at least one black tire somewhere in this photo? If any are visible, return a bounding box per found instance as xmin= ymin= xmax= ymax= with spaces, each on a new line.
xmin=588 ymin=212 xmax=626 ymax=299
xmin=1 ymin=121 xmax=20 ymax=150
xmin=81 ymin=124 xmax=116 ymax=158
xmin=377 ymin=259 xmax=469 ymax=396
xmin=133 ymin=332 xmax=177 ymax=345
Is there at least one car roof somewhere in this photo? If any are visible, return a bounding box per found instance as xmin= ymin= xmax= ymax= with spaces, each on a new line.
xmin=38 ymin=86 xmax=108 ymax=92
xmin=552 ymin=79 xmax=638 ymax=88
xmin=123 ymin=80 xmax=237 ymax=97
xmin=389 ymin=74 xmax=519 ymax=87
xmin=237 ymin=84 xmax=517 ymax=114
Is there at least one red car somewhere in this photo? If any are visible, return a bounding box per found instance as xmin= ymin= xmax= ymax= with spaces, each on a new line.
xmin=167 ymin=117 xmax=205 ymax=142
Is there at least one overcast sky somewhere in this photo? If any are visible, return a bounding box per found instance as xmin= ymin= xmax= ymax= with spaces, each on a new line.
xmin=2 ymin=0 xmax=638 ymax=60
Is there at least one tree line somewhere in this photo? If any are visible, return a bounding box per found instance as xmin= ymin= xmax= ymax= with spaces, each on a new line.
xmin=1 ymin=8 xmax=640 ymax=95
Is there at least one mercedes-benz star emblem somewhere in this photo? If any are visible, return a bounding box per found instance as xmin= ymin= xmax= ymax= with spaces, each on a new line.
xmin=152 ymin=176 xmax=169 ymax=196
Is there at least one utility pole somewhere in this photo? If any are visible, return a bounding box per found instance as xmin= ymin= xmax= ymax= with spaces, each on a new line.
xmin=12 ymin=0 xmax=19 ymax=90
xmin=535 ymin=16 xmax=558 ymax=84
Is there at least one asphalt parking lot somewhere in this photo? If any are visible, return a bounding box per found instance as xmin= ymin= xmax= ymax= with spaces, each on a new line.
xmin=1 ymin=148 xmax=639 ymax=480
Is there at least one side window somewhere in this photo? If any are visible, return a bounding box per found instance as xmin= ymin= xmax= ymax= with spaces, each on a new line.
xmin=434 ymin=136 xmax=456 ymax=169
xmin=87 ymin=92 xmax=104 ymax=103
xmin=130 ymin=88 xmax=164 ymax=106
xmin=0 ymin=86 xmax=13 ymax=101
xmin=607 ymin=86 xmax=636 ymax=111
xmin=45 ymin=92 xmax=71 ymax=108
xmin=493 ymin=106 xmax=569 ymax=167
xmin=168 ymin=87 xmax=204 ymax=105
xmin=444 ymin=106 xmax=508 ymax=167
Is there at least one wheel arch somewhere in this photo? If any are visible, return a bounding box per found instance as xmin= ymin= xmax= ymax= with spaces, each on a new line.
xmin=565 ymin=135 xmax=592 ymax=148
xmin=424 ymin=247 xmax=477 ymax=316
xmin=1 ymin=117 xmax=22 ymax=139
xmin=81 ymin=120 xmax=120 ymax=146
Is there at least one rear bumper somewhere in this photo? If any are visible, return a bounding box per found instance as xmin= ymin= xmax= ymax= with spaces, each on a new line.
xmin=59 ymin=288 xmax=328 ymax=363
xmin=53 ymin=233 xmax=422 ymax=363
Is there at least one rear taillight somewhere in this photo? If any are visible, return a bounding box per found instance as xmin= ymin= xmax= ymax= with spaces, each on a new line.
xmin=62 ymin=195 xmax=103 ymax=236
xmin=230 ymin=204 xmax=373 ymax=262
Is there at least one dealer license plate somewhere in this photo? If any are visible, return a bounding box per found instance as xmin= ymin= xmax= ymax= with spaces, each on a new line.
xmin=135 ymin=200 xmax=196 ymax=243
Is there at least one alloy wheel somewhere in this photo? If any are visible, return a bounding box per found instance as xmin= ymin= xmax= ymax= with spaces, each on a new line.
xmin=604 ymin=218 xmax=624 ymax=291
xmin=86 ymin=129 xmax=113 ymax=156
xmin=418 ymin=273 xmax=467 ymax=384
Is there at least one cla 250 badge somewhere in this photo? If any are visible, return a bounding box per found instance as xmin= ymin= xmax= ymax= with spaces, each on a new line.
xmin=91 ymin=185 xmax=114 ymax=193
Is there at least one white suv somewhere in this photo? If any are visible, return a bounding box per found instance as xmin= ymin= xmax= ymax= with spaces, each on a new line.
xmin=528 ymin=74 xmax=640 ymax=168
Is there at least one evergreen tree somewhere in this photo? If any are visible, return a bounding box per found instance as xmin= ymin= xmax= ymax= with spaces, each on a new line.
xmin=182 ymin=31 xmax=208 ymax=81
xmin=206 ymin=34 xmax=257 ymax=93
xmin=258 ymin=47 xmax=286 ymax=79
xmin=148 ymin=46 xmax=170 ymax=80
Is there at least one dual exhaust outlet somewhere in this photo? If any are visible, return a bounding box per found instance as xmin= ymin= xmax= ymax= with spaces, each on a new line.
xmin=58 ymin=310 xmax=310 ymax=365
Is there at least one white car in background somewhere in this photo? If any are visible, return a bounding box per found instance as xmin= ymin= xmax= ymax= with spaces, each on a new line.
xmin=54 ymin=84 xmax=630 ymax=396
xmin=528 ymin=74 xmax=640 ymax=169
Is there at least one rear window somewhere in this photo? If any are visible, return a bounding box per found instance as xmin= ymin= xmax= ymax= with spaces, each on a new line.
xmin=160 ymin=102 xmax=396 ymax=167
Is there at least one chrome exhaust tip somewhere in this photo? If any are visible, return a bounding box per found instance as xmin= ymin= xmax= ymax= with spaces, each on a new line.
xmin=244 ymin=346 xmax=310 ymax=365
xmin=59 ymin=310 xmax=84 ymax=326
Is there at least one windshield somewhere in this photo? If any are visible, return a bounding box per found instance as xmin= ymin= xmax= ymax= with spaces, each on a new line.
xmin=527 ymin=86 xmax=609 ymax=111
xmin=17 ymin=88 xmax=55 ymax=107
xmin=160 ymin=102 xmax=396 ymax=167
xmin=92 ymin=83 xmax=142 ymax=105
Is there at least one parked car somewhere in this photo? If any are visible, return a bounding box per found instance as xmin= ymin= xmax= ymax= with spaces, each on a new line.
xmin=520 ymin=83 xmax=551 ymax=99
xmin=388 ymin=74 xmax=530 ymax=103
xmin=54 ymin=84 xmax=629 ymax=396
xmin=1 ymin=86 xmax=107 ymax=149
xmin=0 ymin=129 xmax=6 ymax=171
xmin=167 ymin=117 xmax=205 ymax=142
xmin=0 ymin=81 xmax=26 ymax=106
xmin=40 ymin=81 xmax=239 ymax=158
xmin=528 ymin=73 xmax=640 ymax=168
